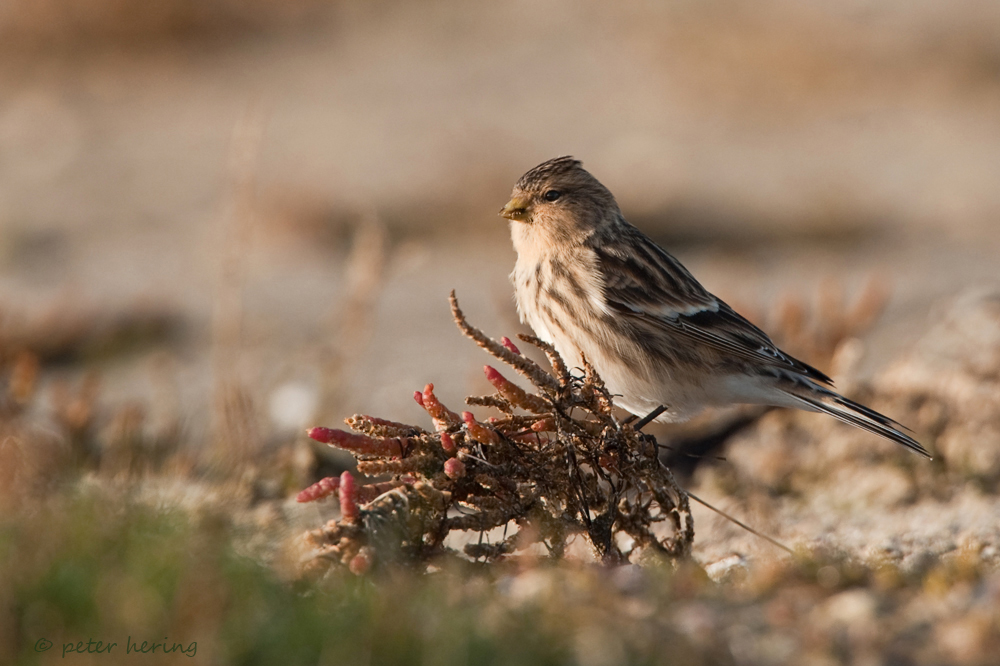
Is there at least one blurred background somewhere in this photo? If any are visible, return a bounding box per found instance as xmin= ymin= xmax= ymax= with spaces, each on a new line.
xmin=5 ymin=2 xmax=1000 ymax=663
xmin=3 ymin=0 xmax=1000 ymax=451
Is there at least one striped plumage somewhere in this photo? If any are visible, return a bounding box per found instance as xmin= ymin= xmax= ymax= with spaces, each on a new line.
xmin=501 ymin=156 xmax=929 ymax=458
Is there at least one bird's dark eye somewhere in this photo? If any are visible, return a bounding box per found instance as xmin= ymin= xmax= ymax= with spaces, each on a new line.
xmin=543 ymin=190 xmax=562 ymax=202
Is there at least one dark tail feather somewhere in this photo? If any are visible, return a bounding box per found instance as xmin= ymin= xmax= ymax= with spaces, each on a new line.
xmin=785 ymin=390 xmax=931 ymax=459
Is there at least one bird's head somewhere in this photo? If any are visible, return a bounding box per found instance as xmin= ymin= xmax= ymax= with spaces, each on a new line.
xmin=500 ymin=157 xmax=620 ymax=240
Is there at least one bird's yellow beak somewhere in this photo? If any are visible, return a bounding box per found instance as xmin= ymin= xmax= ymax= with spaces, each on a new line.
xmin=500 ymin=197 xmax=530 ymax=221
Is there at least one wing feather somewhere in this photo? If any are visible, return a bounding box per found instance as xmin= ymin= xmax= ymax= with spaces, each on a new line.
xmin=591 ymin=224 xmax=833 ymax=385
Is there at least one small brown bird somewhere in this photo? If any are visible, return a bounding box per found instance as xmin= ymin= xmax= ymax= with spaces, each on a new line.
xmin=501 ymin=156 xmax=928 ymax=457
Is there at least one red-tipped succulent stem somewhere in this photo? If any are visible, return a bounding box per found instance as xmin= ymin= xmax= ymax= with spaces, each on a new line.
xmin=444 ymin=457 xmax=466 ymax=479
xmin=418 ymin=383 xmax=461 ymax=431
xmin=484 ymin=365 xmax=549 ymax=413
xmin=440 ymin=431 xmax=457 ymax=454
xmin=296 ymin=476 xmax=340 ymax=503
xmin=463 ymin=411 xmax=500 ymax=445
xmin=339 ymin=470 xmax=359 ymax=522
xmin=500 ymin=336 xmax=521 ymax=355
xmin=308 ymin=427 xmax=409 ymax=457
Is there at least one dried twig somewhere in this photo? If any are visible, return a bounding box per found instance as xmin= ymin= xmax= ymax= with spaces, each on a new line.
xmin=450 ymin=291 xmax=559 ymax=392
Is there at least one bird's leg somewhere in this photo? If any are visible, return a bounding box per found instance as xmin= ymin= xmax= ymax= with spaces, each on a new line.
xmin=632 ymin=405 xmax=667 ymax=432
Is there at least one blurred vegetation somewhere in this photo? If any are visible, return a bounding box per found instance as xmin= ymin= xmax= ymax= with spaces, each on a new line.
xmin=0 ymin=0 xmax=334 ymax=47
xmin=5 ymin=482 xmax=1000 ymax=665
xmin=1 ymin=492 xmax=717 ymax=665
xmin=2 ymin=0 xmax=1000 ymax=663
xmin=0 ymin=281 xmax=998 ymax=664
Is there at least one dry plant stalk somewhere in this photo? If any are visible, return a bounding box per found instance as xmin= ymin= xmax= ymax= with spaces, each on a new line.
xmin=298 ymin=292 xmax=694 ymax=573
xmin=768 ymin=275 xmax=889 ymax=375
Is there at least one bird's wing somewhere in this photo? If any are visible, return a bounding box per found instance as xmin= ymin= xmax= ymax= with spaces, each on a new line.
xmin=591 ymin=227 xmax=833 ymax=385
